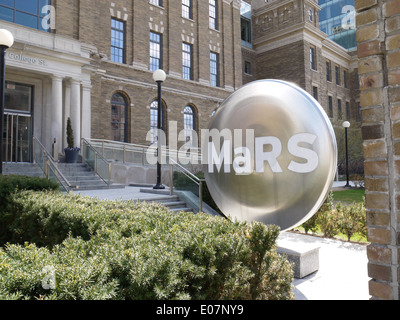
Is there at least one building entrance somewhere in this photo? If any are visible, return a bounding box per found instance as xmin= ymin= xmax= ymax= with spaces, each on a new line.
xmin=2 ymin=83 xmax=33 ymax=163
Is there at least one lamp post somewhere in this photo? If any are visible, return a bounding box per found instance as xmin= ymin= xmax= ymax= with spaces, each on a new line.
xmin=0 ymin=29 xmax=14 ymax=175
xmin=343 ymin=121 xmax=351 ymax=188
xmin=153 ymin=69 xmax=166 ymax=190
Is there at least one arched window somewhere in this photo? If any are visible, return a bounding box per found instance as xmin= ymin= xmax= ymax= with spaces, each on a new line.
xmin=184 ymin=105 xmax=196 ymax=143
xmin=150 ymin=100 xmax=165 ymax=144
xmin=111 ymin=93 xmax=128 ymax=142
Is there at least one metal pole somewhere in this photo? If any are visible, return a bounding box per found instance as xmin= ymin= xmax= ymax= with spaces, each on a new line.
xmin=154 ymin=81 xmax=165 ymax=190
xmin=345 ymin=127 xmax=351 ymax=188
xmin=0 ymin=46 xmax=7 ymax=175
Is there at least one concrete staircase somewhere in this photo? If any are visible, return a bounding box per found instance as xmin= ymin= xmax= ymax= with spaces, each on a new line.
xmin=3 ymin=163 xmax=45 ymax=177
xmin=3 ymin=162 xmax=125 ymax=192
xmin=138 ymin=188 xmax=194 ymax=213
xmin=56 ymin=163 xmax=125 ymax=191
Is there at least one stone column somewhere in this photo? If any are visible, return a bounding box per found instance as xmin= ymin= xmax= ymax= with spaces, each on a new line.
xmin=356 ymin=0 xmax=400 ymax=300
xmin=51 ymin=75 xmax=63 ymax=154
xmin=81 ymin=82 xmax=92 ymax=139
xmin=70 ymin=79 xmax=81 ymax=148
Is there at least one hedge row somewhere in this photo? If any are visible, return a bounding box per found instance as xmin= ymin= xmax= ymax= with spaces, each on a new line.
xmin=0 ymin=189 xmax=294 ymax=300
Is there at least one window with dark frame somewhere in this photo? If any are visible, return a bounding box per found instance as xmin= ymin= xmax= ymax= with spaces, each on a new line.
xmin=111 ymin=18 xmax=126 ymax=64
xmin=182 ymin=42 xmax=193 ymax=80
xmin=111 ymin=93 xmax=128 ymax=143
xmin=310 ymin=47 xmax=316 ymax=70
xmin=184 ymin=106 xmax=196 ymax=143
xmin=209 ymin=0 xmax=218 ymax=30
xmin=328 ymin=96 xmax=333 ymax=118
xmin=338 ymin=99 xmax=342 ymax=120
xmin=313 ymin=86 xmax=318 ymax=101
xmin=335 ymin=66 xmax=340 ymax=85
xmin=326 ymin=61 xmax=332 ymax=82
xmin=150 ymin=31 xmax=162 ymax=71
xmin=182 ymin=0 xmax=192 ymax=19
xmin=149 ymin=0 xmax=162 ymax=7
xmin=244 ymin=61 xmax=251 ymax=75
xmin=210 ymin=52 xmax=219 ymax=87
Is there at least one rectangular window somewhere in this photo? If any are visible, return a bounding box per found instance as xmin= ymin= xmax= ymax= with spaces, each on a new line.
xmin=182 ymin=0 xmax=192 ymax=19
xmin=241 ymin=17 xmax=252 ymax=44
xmin=335 ymin=66 xmax=340 ymax=85
xmin=111 ymin=18 xmax=126 ymax=64
xmin=346 ymin=102 xmax=350 ymax=120
xmin=338 ymin=99 xmax=342 ymax=119
xmin=313 ymin=86 xmax=318 ymax=101
xmin=326 ymin=61 xmax=332 ymax=82
xmin=328 ymin=96 xmax=333 ymax=118
xmin=209 ymin=0 xmax=218 ymax=30
xmin=0 ymin=0 xmax=51 ymax=32
xmin=310 ymin=47 xmax=316 ymax=70
xmin=149 ymin=0 xmax=162 ymax=7
xmin=182 ymin=43 xmax=193 ymax=80
xmin=244 ymin=61 xmax=252 ymax=75
xmin=210 ymin=52 xmax=219 ymax=87
xmin=150 ymin=31 xmax=162 ymax=71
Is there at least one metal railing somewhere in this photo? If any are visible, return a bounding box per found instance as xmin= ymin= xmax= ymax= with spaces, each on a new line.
xmin=33 ymin=137 xmax=72 ymax=192
xmin=85 ymin=138 xmax=202 ymax=171
xmin=169 ymin=158 xmax=205 ymax=213
xmin=83 ymin=138 xmax=206 ymax=212
xmin=81 ymin=138 xmax=111 ymax=186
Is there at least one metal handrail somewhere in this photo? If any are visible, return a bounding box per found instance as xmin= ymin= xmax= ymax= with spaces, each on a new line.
xmin=33 ymin=137 xmax=72 ymax=192
xmin=81 ymin=138 xmax=111 ymax=186
xmin=169 ymin=158 xmax=205 ymax=213
xmin=86 ymin=138 xmax=202 ymax=165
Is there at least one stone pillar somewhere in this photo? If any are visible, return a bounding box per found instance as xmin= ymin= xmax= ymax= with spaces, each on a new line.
xmin=51 ymin=75 xmax=63 ymax=154
xmin=356 ymin=0 xmax=400 ymax=300
xmin=70 ymin=79 xmax=81 ymax=148
xmin=81 ymin=82 xmax=92 ymax=139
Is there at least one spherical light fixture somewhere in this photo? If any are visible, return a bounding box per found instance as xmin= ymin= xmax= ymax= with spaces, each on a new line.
xmin=0 ymin=29 xmax=14 ymax=48
xmin=342 ymin=121 xmax=351 ymax=129
xmin=153 ymin=69 xmax=166 ymax=83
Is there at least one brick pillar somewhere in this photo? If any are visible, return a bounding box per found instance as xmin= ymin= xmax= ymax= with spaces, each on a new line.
xmin=356 ymin=0 xmax=400 ymax=300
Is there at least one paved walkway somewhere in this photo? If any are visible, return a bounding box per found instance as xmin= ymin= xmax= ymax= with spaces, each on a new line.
xmin=75 ymin=185 xmax=371 ymax=301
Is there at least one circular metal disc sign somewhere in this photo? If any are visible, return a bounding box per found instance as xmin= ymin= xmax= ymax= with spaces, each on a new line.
xmin=204 ymin=80 xmax=337 ymax=231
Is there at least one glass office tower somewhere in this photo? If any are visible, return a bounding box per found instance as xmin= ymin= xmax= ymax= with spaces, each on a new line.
xmin=319 ymin=0 xmax=357 ymax=50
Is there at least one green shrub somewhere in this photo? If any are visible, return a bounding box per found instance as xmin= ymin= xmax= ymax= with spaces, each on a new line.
xmin=0 ymin=191 xmax=294 ymax=300
xmin=0 ymin=176 xmax=60 ymax=246
xmin=337 ymin=201 xmax=366 ymax=241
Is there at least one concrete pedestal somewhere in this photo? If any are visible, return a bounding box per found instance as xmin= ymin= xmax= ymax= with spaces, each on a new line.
xmin=277 ymin=240 xmax=320 ymax=279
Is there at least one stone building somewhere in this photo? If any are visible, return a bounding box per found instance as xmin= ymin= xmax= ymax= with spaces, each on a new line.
xmin=0 ymin=0 xmax=243 ymax=161
xmin=241 ymin=0 xmax=361 ymax=124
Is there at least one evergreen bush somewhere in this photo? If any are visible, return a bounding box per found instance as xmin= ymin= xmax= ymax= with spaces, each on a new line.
xmin=0 ymin=191 xmax=294 ymax=300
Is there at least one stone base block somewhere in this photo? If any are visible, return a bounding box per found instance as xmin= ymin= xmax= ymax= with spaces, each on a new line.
xmin=277 ymin=242 xmax=320 ymax=279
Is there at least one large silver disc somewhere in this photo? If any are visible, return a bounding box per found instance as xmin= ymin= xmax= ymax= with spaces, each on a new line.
xmin=204 ymin=80 xmax=338 ymax=231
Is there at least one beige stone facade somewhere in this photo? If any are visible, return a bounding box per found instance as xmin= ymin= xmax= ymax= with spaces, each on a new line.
xmin=61 ymin=0 xmax=243 ymax=146
xmin=1 ymin=0 xmax=243 ymax=157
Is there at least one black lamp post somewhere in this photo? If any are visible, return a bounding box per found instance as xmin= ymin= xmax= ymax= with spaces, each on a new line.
xmin=153 ymin=69 xmax=166 ymax=190
xmin=0 ymin=29 xmax=14 ymax=175
xmin=343 ymin=121 xmax=351 ymax=188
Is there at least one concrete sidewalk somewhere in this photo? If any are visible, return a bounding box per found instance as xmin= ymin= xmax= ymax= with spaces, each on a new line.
xmin=75 ymin=186 xmax=371 ymax=301
xmin=279 ymin=232 xmax=370 ymax=300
